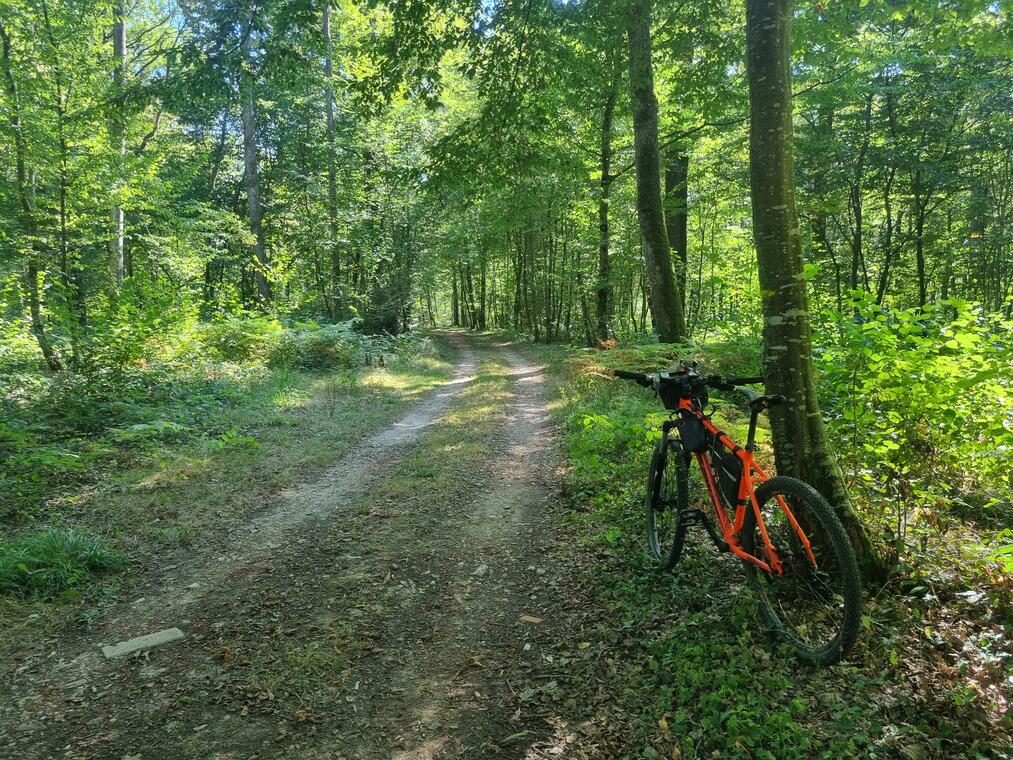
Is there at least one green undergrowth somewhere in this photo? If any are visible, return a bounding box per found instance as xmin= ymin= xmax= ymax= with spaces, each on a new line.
xmin=0 ymin=331 xmax=455 ymax=659
xmin=511 ymin=338 xmax=1013 ymax=759
xmin=1 ymin=319 xmax=450 ymax=521
xmin=0 ymin=527 xmax=125 ymax=600
xmin=1 ymin=330 xmax=452 ymax=530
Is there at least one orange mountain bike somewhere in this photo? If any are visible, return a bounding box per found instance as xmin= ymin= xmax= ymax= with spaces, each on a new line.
xmin=615 ymin=363 xmax=861 ymax=665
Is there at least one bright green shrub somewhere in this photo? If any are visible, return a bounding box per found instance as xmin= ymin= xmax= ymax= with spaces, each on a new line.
xmin=269 ymin=324 xmax=360 ymax=370
xmin=818 ymin=296 xmax=1013 ymax=547
xmin=294 ymin=326 xmax=359 ymax=369
xmin=0 ymin=320 xmax=42 ymax=373
xmin=200 ymin=316 xmax=285 ymax=363
xmin=0 ymin=527 xmax=125 ymax=599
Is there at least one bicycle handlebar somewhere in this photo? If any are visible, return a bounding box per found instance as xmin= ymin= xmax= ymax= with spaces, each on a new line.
xmin=615 ymin=368 xmax=763 ymax=390
xmin=613 ymin=369 xmax=652 ymax=387
xmin=717 ymin=374 xmax=764 ymax=388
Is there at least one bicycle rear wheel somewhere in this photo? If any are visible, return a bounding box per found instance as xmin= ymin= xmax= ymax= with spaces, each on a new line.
xmin=741 ymin=476 xmax=861 ymax=665
xmin=646 ymin=436 xmax=688 ymax=570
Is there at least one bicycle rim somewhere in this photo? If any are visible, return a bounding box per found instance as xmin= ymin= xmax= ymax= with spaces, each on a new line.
xmin=744 ymin=477 xmax=860 ymax=664
xmin=646 ymin=442 xmax=686 ymax=569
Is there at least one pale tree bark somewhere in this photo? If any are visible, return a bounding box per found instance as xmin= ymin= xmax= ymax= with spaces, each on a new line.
xmin=0 ymin=19 xmax=61 ymax=371
xmin=108 ymin=0 xmax=126 ymax=295
xmin=625 ymin=0 xmax=686 ymax=343
xmin=241 ymin=15 xmax=271 ymax=304
xmin=323 ymin=2 xmax=341 ymax=317
xmin=595 ymin=82 xmax=617 ymax=342
xmin=746 ymin=0 xmax=883 ymax=578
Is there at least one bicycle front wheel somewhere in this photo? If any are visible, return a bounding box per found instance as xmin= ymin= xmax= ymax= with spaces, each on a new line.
xmin=645 ymin=436 xmax=688 ymax=570
xmin=741 ymin=476 xmax=861 ymax=665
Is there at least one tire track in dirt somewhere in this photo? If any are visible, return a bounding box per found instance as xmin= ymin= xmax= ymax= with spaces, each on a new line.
xmin=2 ymin=334 xmax=586 ymax=760
xmin=324 ymin=340 xmax=573 ymax=759
xmin=1 ymin=334 xmax=480 ymax=758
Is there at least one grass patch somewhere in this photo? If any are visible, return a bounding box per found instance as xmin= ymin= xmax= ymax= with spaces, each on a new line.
xmin=353 ymin=348 xmax=513 ymax=514
xmin=513 ymin=338 xmax=1013 ymax=759
xmin=5 ymin=339 xmax=456 ymax=553
xmin=0 ymin=335 xmax=457 ymax=675
xmin=0 ymin=527 xmax=125 ymax=600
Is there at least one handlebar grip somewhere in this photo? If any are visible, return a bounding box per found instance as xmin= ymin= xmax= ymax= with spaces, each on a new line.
xmin=614 ymin=369 xmax=652 ymax=387
xmin=724 ymin=375 xmax=764 ymax=386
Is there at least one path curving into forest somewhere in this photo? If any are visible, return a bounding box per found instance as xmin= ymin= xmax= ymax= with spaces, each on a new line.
xmin=1 ymin=334 xmax=581 ymax=759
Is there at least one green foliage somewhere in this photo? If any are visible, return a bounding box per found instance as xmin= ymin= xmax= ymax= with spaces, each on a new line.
xmin=201 ymin=317 xmax=287 ymax=364
xmin=550 ymin=342 xmax=1010 ymax=756
xmin=269 ymin=323 xmax=360 ymax=370
xmin=819 ymin=297 xmax=1013 ymax=562
xmin=0 ymin=315 xmax=444 ymax=518
xmin=0 ymin=528 xmax=125 ymax=600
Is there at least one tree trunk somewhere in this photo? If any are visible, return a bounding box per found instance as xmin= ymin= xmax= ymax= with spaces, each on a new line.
xmin=464 ymin=261 xmax=477 ymax=329
xmin=625 ymin=0 xmax=686 ymax=343
xmin=512 ymin=235 xmax=522 ymax=329
xmin=665 ymin=151 xmax=689 ymax=321
xmin=913 ymin=170 xmax=928 ymax=308
xmin=479 ymin=251 xmax=487 ymax=329
xmin=746 ymin=0 xmax=883 ymax=578
xmin=108 ymin=0 xmax=126 ymax=295
xmin=241 ymin=15 xmax=271 ymax=304
xmin=0 ymin=19 xmax=61 ymax=371
xmin=596 ymin=83 xmax=616 ymax=342
xmin=849 ymin=93 xmax=873 ymax=299
xmin=323 ymin=2 xmax=341 ymax=318
xmin=451 ymin=267 xmax=460 ymax=326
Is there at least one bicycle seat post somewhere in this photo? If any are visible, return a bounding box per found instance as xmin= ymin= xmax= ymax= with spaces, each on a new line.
xmin=746 ymin=406 xmax=760 ymax=451
xmin=737 ymin=388 xmax=764 ymax=451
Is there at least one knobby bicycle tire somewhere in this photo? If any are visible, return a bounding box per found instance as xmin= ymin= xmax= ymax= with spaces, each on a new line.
xmin=646 ymin=436 xmax=689 ymax=570
xmin=741 ymin=476 xmax=862 ymax=666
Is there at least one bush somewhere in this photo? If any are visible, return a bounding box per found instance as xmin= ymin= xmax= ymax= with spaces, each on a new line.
xmin=201 ymin=317 xmax=285 ymax=363
xmin=818 ymin=295 xmax=1013 ymax=561
xmin=0 ymin=320 xmax=43 ymax=373
xmin=269 ymin=324 xmax=360 ymax=370
xmin=0 ymin=527 xmax=125 ymax=599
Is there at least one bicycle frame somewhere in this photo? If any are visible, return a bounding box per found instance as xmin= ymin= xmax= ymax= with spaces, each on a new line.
xmin=675 ymin=398 xmax=817 ymax=576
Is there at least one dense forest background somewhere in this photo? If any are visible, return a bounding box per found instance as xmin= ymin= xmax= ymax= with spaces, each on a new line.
xmin=3 ymin=0 xmax=1010 ymax=557
xmin=1 ymin=0 xmax=1012 ymax=754
xmin=1 ymin=0 xmax=1009 ymax=347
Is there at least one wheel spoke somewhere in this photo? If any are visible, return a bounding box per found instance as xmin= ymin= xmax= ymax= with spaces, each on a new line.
xmin=646 ymin=442 xmax=687 ymax=569
xmin=743 ymin=478 xmax=861 ymax=664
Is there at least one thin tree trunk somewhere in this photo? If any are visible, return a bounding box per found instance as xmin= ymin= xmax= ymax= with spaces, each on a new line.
xmin=625 ymin=0 xmax=686 ymax=343
xmin=108 ymin=0 xmax=126 ymax=295
xmin=464 ymin=261 xmax=477 ymax=329
xmin=241 ymin=15 xmax=271 ymax=304
xmin=913 ymin=169 xmax=928 ymax=308
xmin=665 ymin=151 xmax=689 ymax=323
xmin=479 ymin=251 xmax=487 ymax=329
xmin=849 ymin=93 xmax=873 ymax=299
xmin=323 ymin=2 xmax=341 ymax=318
xmin=512 ymin=235 xmax=522 ymax=329
xmin=0 ymin=19 xmax=61 ymax=371
xmin=875 ymin=165 xmax=901 ymax=305
xmin=746 ymin=0 xmax=882 ymax=578
xmin=596 ymin=83 xmax=617 ymax=342
xmin=451 ymin=267 xmax=460 ymax=326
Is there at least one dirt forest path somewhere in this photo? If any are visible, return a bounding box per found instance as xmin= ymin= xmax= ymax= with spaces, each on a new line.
xmin=2 ymin=333 xmax=585 ymax=759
